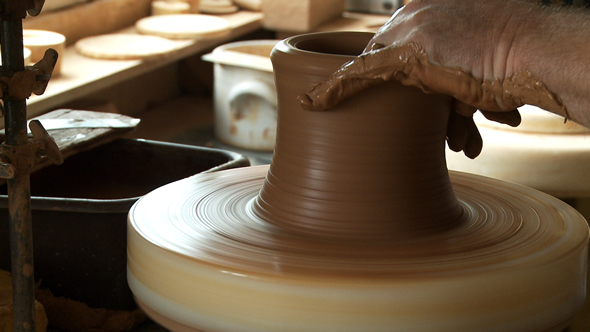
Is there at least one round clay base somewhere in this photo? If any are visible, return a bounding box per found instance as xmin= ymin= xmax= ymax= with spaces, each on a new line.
xmin=128 ymin=165 xmax=588 ymax=332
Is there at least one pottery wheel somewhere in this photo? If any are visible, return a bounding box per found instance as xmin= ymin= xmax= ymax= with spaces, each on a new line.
xmin=135 ymin=14 xmax=231 ymax=40
xmin=75 ymin=34 xmax=179 ymax=60
xmin=128 ymin=165 xmax=588 ymax=332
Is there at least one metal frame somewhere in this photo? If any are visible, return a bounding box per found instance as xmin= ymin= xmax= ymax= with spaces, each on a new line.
xmin=0 ymin=1 xmax=61 ymax=331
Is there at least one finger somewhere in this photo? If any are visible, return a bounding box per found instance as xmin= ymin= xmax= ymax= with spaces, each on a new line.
xmin=363 ymin=6 xmax=405 ymax=53
xmin=366 ymin=42 xmax=386 ymax=53
xmin=446 ymin=110 xmax=484 ymax=159
xmin=463 ymin=118 xmax=483 ymax=159
xmin=299 ymin=43 xmax=425 ymax=112
xmin=453 ymin=99 xmax=477 ymax=117
xmin=480 ymin=109 xmax=521 ymax=127
xmin=446 ymin=110 xmax=469 ymax=153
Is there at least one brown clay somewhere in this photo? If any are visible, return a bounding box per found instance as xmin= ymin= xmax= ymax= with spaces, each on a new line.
xmin=251 ymin=32 xmax=464 ymax=239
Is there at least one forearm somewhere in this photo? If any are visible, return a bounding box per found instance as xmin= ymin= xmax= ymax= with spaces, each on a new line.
xmin=512 ymin=5 xmax=590 ymax=126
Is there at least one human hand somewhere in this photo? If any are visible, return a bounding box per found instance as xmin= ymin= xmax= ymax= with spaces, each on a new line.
xmin=298 ymin=0 xmax=568 ymax=158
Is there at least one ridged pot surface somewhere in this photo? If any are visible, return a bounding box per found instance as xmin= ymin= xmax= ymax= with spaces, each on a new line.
xmin=252 ymin=32 xmax=464 ymax=239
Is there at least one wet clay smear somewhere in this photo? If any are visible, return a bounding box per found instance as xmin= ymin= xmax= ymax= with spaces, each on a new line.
xmin=298 ymin=42 xmax=569 ymax=120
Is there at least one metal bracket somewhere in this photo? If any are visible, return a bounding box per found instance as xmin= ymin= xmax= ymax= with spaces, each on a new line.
xmin=0 ymin=48 xmax=57 ymax=105
xmin=26 ymin=0 xmax=46 ymax=17
xmin=0 ymin=0 xmax=45 ymax=20
xmin=0 ymin=1 xmax=52 ymax=331
xmin=0 ymin=119 xmax=63 ymax=180
xmin=29 ymin=119 xmax=63 ymax=165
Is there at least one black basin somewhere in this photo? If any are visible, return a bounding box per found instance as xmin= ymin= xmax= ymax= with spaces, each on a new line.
xmin=0 ymin=138 xmax=250 ymax=310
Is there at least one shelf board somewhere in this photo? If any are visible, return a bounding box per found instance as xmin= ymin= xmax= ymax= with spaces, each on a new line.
xmin=26 ymin=11 xmax=263 ymax=117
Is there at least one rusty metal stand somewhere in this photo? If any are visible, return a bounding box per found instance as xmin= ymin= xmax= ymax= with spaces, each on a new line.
xmin=0 ymin=1 xmax=62 ymax=331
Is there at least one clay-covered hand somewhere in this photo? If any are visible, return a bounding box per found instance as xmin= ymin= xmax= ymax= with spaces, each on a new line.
xmin=298 ymin=0 xmax=568 ymax=158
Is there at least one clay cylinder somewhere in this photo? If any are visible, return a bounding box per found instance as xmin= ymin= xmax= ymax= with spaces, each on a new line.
xmin=252 ymin=32 xmax=465 ymax=239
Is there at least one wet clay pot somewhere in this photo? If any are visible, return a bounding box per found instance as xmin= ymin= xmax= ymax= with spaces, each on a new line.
xmin=128 ymin=32 xmax=589 ymax=332
xmin=252 ymin=32 xmax=464 ymax=238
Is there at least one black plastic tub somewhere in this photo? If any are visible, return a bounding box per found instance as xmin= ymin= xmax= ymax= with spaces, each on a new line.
xmin=0 ymin=138 xmax=250 ymax=310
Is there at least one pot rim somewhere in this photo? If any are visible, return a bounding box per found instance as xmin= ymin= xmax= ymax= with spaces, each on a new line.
xmin=275 ymin=31 xmax=374 ymax=59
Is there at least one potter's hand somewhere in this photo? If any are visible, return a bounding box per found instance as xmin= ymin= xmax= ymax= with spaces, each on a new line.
xmin=297 ymin=42 xmax=523 ymax=159
xmin=298 ymin=0 xmax=571 ymax=158
xmin=298 ymin=0 xmax=535 ymax=111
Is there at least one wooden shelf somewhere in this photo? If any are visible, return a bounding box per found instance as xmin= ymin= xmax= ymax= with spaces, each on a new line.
xmin=26 ymin=10 xmax=263 ymax=117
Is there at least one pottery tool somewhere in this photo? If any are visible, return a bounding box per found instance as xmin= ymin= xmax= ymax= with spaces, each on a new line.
xmin=0 ymin=108 xmax=143 ymax=192
xmin=1 ymin=117 xmax=140 ymax=135
xmin=75 ymin=34 xmax=180 ymax=60
xmin=135 ymin=14 xmax=231 ymax=40
xmin=27 ymin=117 xmax=140 ymax=132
